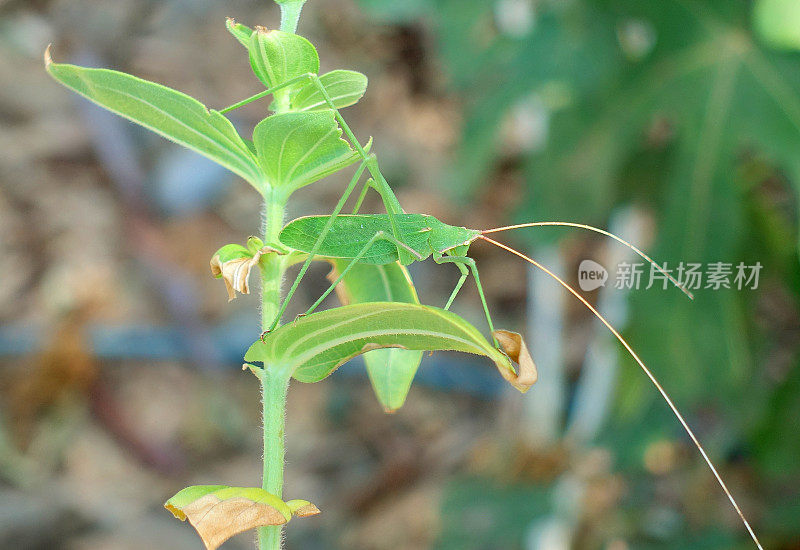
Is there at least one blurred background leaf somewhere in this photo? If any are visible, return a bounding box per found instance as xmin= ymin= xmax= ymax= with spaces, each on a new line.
xmin=356 ymin=0 xmax=800 ymax=546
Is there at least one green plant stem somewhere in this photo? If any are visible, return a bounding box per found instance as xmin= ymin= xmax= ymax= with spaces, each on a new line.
xmin=279 ymin=1 xmax=307 ymax=34
xmin=259 ymin=187 xmax=289 ymax=550
xmin=259 ymin=5 xmax=305 ymax=548
xmin=259 ymin=368 xmax=289 ymax=550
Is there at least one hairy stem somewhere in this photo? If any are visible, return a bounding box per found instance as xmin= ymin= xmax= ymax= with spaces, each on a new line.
xmin=259 ymin=368 xmax=290 ymax=550
xmin=259 ymin=187 xmax=289 ymax=550
xmin=258 ymin=3 xmax=309 ymax=546
xmin=279 ymin=1 xmax=307 ymax=34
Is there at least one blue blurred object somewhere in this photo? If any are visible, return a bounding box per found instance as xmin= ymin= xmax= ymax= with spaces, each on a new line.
xmin=0 ymin=325 xmax=38 ymax=357
xmin=0 ymin=322 xmax=505 ymax=400
xmin=151 ymin=148 xmax=233 ymax=215
xmin=71 ymin=49 xmax=225 ymax=370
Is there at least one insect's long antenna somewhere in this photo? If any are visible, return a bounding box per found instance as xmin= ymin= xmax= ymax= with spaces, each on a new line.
xmin=481 ymin=222 xmax=694 ymax=300
xmin=479 ymin=234 xmax=763 ymax=550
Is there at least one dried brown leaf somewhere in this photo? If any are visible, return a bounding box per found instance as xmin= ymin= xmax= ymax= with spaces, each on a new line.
xmin=165 ymin=486 xmax=299 ymax=550
xmin=287 ymin=499 xmax=322 ymax=518
xmin=493 ymin=329 xmax=538 ymax=392
xmin=209 ymin=246 xmax=279 ymax=301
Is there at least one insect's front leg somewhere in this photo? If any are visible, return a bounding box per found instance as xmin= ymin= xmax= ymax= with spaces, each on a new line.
xmin=351 ymin=177 xmax=375 ymax=214
xmin=219 ymin=72 xmax=319 ymax=113
xmin=433 ymin=253 xmax=498 ymax=348
xmin=440 ymin=258 xmax=469 ymax=311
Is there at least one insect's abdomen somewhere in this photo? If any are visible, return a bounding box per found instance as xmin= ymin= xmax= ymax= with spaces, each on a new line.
xmin=279 ymin=215 xmax=431 ymax=264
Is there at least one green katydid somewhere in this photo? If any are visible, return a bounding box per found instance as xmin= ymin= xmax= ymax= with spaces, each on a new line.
xmin=273 ymin=212 xmax=694 ymax=331
xmin=269 ymin=213 xmax=692 ymax=339
xmin=220 ymin=33 xmax=760 ymax=549
xmin=266 ymin=212 xmax=761 ymax=549
xmin=220 ymin=68 xmax=692 ymax=335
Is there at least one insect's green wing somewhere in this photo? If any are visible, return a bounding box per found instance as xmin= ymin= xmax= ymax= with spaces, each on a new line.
xmin=279 ymin=214 xmax=433 ymax=264
xmin=280 ymin=215 xmax=398 ymax=264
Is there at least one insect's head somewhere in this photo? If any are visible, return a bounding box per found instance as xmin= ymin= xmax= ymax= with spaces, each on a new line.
xmin=444 ymin=243 xmax=471 ymax=256
xmin=428 ymin=218 xmax=481 ymax=255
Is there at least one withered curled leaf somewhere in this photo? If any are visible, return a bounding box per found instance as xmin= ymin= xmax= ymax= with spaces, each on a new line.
xmin=493 ymin=330 xmax=538 ymax=393
xmin=165 ymin=486 xmax=318 ymax=550
xmin=210 ymin=245 xmax=279 ymax=301
xmin=287 ymin=499 xmax=321 ymax=518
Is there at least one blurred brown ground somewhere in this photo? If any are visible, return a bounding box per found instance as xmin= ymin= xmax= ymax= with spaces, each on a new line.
xmin=0 ymin=2 xmax=530 ymax=549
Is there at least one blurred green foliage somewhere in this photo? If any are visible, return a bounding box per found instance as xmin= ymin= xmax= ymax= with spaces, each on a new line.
xmin=435 ymin=477 xmax=552 ymax=550
xmin=360 ymin=0 xmax=800 ymax=546
xmin=754 ymin=0 xmax=800 ymax=51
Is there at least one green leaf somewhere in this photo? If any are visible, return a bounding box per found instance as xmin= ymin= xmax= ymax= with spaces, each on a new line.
xmin=248 ymin=27 xmax=319 ymax=101
xmin=253 ymin=111 xmax=364 ymax=192
xmin=246 ymin=236 xmax=265 ymax=254
xmin=165 ymin=485 xmax=317 ymax=550
xmin=245 ymin=302 xmax=536 ymax=393
xmin=45 ymin=48 xmax=263 ymax=190
xmin=225 ymin=17 xmax=253 ymax=47
xmin=330 ymin=260 xmax=424 ymax=411
xmin=292 ymin=70 xmax=368 ymax=111
xmin=212 ymin=243 xmax=251 ymax=264
xmin=754 ymin=0 xmax=800 ymax=51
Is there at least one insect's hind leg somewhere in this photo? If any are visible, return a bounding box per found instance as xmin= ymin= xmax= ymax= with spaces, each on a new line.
xmin=305 ymin=74 xmax=410 ymax=261
xmin=264 ymin=161 xmax=368 ymax=337
xmin=433 ymin=254 xmax=498 ymax=347
xmin=302 ymin=231 xmax=423 ymax=318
